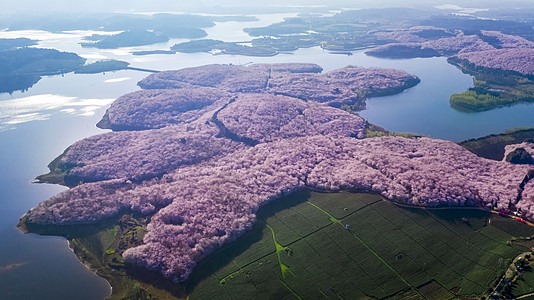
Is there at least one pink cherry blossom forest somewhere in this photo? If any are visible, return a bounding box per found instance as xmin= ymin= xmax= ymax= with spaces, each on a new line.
xmin=370 ymin=28 xmax=534 ymax=76
xmin=23 ymin=63 xmax=534 ymax=283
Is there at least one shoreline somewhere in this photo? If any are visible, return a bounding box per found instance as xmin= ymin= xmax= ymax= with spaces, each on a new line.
xmin=66 ymin=239 xmax=114 ymax=298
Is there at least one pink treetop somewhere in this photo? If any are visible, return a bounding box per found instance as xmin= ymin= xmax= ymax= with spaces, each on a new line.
xmin=100 ymin=87 xmax=234 ymax=130
xmin=480 ymin=31 xmax=534 ymax=49
xmin=456 ymin=48 xmax=534 ymax=75
xmin=519 ymin=179 xmax=534 ymax=220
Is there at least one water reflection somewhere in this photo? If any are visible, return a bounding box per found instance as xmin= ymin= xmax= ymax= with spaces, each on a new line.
xmin=0 ymin=94 xmax=113 ymax=131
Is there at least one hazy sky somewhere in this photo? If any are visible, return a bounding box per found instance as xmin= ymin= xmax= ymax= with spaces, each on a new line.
xmin=2 ymin=0 xmax=533 ymax=15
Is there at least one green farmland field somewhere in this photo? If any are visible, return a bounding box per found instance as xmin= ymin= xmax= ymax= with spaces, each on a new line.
xmin=186 ymin=190 xmax=534 ymax=299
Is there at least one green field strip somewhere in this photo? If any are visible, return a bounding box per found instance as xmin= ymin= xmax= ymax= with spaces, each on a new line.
xmin=291 ymin=201 xmax=334 ymax=227
xmin=208 ymin=251 xmax=244 ymax=281
xmin=446 ymin=238 xmax=491 ymax=264
xmin=371 ymin=200 xmax=415 ymax=224
xmin=513 ymin=269 xmax=534 ymax=296
xmin=490 ymin=216 xmax=534 ymax=237
xmin=272 ymin=214 xmax=308 ymax=241
xmin=302 ymin=225 xmax=389 ymax=297
xmin=226 ymin=228 xmax=277 ymax=267
xmin=307 ymin=201 xmax=343 ymax=225
xmin=427 ymin=211 xmax=499 ymax=253
xmin=432 ymin=270 xmax=463 ymax=291
xmin=305 ymin=244 xmax=384 ymax=298
xmin=286 ymin=244 xmax=359 ymax=298
xmin=218 ymin=260 xmax=248 ymax=285
xmin=266 ymin=223 xmax=296 ymax=279
xmin=330 ymin=191 xmax=381 ymax=207
xmin=189 ymin=264 xmax=233 ymax=300
xmin=388 ymin=206 xmax=486 ymax=291
xmin=244 ymin=254 xmax=288 ymax=296
xmin=328 ymin=280 xmax=360 ymax=300
xmin=462 ymin=267 xmax=498 ymax=289
xmin=397 ymin=207 xmax=484 ymax=262
xmin=218 ymin=258 xmax=270 ymax=297
xmin=279 ymin=279 xmax=303 ymax=300
xmin=385 ymin=288 xmax=426 ymax=300
xmin=349 ymin=205 xmax=434 ymax=287
xmin=190 ymin=277 xmax=233 ymax=300
xmin=205 ymin=263 xmax=234 ymax=299
xmin=354 ymin=205 xmax=398 ymax=231
xmin=277 ymin=207 xmax=320 ymax=237
xmin=306 ymin=200 xmax=421 ymax=297
xmin=308 ymin=193 xmax=353 ymax=219
xmin=317 ymin=227 xmax=388 ymax=295
xmin=424 ymin=211 xmax=510 ymax=280
xmin=430 ymin=209 xmax=489 ymax=231
xmin=265 ymin=216 xmax=301 ymax=246
xmin=284 ymin=250 xmax=348 ymax=299
xmin=307 ymin=192 xmax=382 ymax=220
xmin=301 ymin=259 xmax=365 ymax=299
xmin=456 ymin=277 xmax=486 ymax=296
xmin=417 ymin=281 xmax=454 ymax=300
xmin=346 ymin=229 xmax=414 ymax=296
xmin=468 ymin=231 xmax=513 ymax=256
xmin=278 ymin=264 xmax=327 ymax=299
xmin=480 ymin=222 xmax=520 ymax=244
xmin=215 ymin=233 xmax=290 ymax=285
xmin=220 ymin=270 xmax=261 ymax=298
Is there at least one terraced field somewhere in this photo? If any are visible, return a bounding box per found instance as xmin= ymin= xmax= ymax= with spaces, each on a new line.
xmin=186 ymin=190 xmax=534 ymax=299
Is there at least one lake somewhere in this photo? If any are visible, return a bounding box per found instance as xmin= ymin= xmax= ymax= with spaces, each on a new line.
xmin=1 ymin=14 xmax=534 ymax=299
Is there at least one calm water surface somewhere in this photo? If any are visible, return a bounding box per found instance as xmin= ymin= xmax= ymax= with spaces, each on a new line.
xmin=1 ymin=14 xmax=534 ymax=299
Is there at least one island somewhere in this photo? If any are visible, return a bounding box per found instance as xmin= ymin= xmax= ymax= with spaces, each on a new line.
xmin=74 ymin=59 xmax=130 ymax=74
xmin=0 ymin=37 xmax=37 ymax=50
xmin=1 ymin=12 xmax=258 ymax=50
xmin=80 ymin=30 xmax=171 ymax=49
xmin=171 ymin=39 xmax=279 ymax=57
xmin=0 ymin=42 xmax=132 ymax=93
xmin=20 ymin=63 xmax=534 ymax=299
xmin=0 ymin=43 xmax=86 ymax=93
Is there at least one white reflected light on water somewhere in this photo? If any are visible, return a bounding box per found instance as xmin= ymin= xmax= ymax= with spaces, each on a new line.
xmin=0 ymin=94 xmax=114 ymax=131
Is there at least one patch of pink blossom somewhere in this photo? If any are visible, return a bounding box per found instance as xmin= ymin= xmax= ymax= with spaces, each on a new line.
xmin=367 ymin=34 xmax=494 ymax=57
xmin=518 ymin=178 xmax=534 ymax=220
xmin=480 ymin=31 xmax=534 ymax=49
xmin=425 ymin=34 xmax=494 ymax=54
xmin=138 ymin=63 xmax=323 ymax=93
xmin=137 ymin=63 xmax=418 ymax=108
xmin=268 ymin=66 xmax=418 ymax=107
xmin=456 ymin=48 xmax=534 ymax=75
xmin=217 ymin=93 xmax=366 ymax=142
xmin=60 ymin=124 xmax=245 ymax=182
xmin=374 ymin=26 xmax=457 ymax=43
xmin=99 ymin=87 xmax=233 ymax=130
